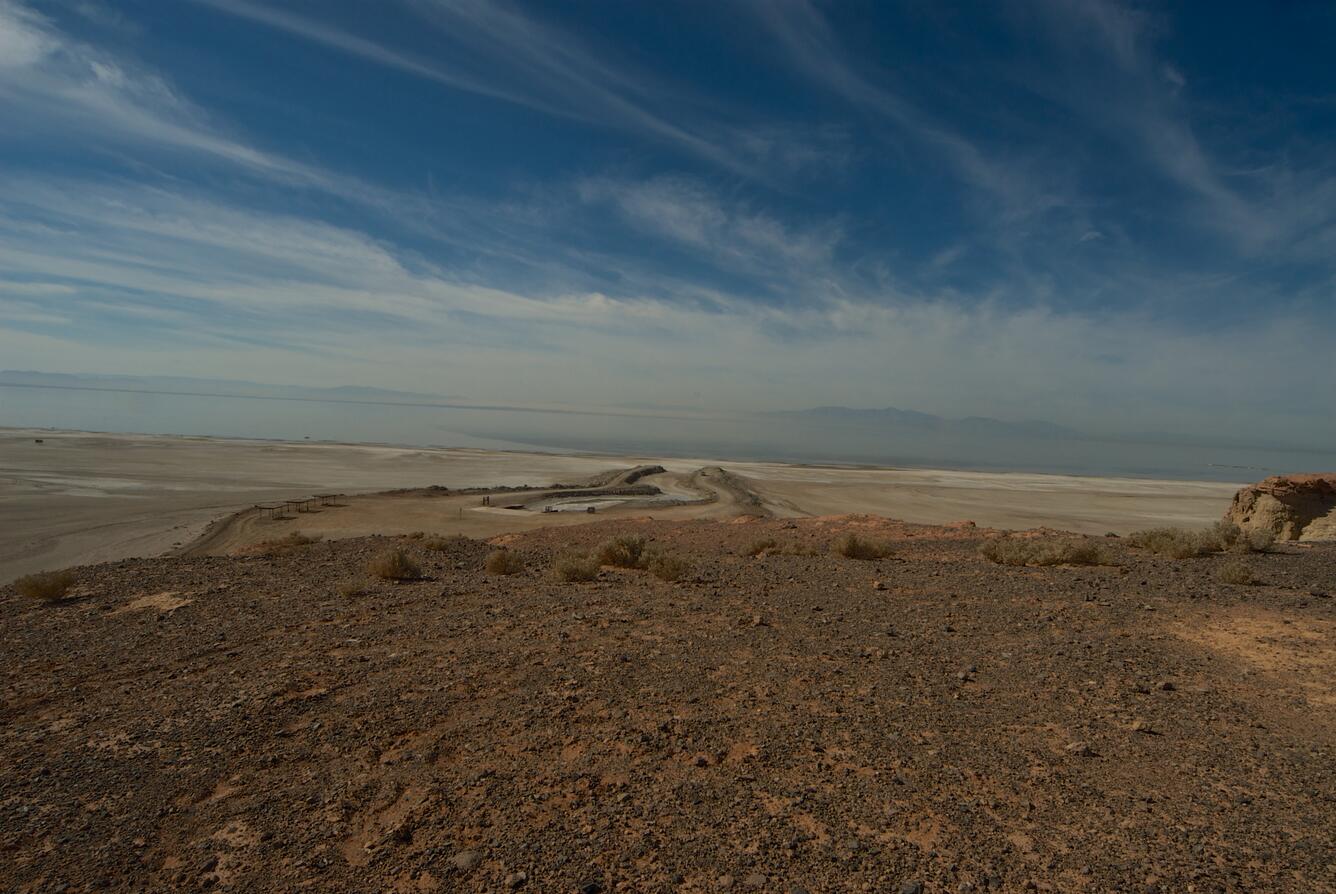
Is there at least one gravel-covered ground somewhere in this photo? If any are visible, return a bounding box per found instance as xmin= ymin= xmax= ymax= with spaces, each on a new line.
xmin=2 ymin=516 xmax=1334 ymax=893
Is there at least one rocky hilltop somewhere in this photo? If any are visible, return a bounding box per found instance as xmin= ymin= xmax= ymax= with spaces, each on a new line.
xmin=1226 ymin=473 xmax=1336 ymax=541
xmin=3 ymin=516 xmax=1336 ymax=892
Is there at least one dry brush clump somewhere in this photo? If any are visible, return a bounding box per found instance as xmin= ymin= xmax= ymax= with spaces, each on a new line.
xmin=252 ymin=531 xmax=322 ymax=557
xmin=744 ymin=537 xmax=778 ymax=556
xmin=366 ymin=549 xmax=422 ymax=581
xmin=1127 ymin=522 xmax=1274 ymax=559
xmin=645 ymin=552 xmax=691 ymax=582
xmin=484 ymin=549 xmax=525 ymax=575
xmin=980 ymin=536 xmax=1110 ymax=567
xmin=594 ymin=535 xmax=647 ymax=568
xmin=833 ymin=533 xmax=894 ymax=561
xmin=551 ymin=553 xmax=600 ymax=583
xmin=15 ymin=569 xmax=76 ymax=601
xmin=1216 ymin=559 xmax=1259 ymax=586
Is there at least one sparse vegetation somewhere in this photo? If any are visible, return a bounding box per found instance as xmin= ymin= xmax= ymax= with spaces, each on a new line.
xmin=1217 ymin=560 xmax=1259 ymax=586
xmin=744 ymin=537 xmax=778 ymax=556
xmin=833 ymin=533 xmax=894 ymax=560
xmin=1127 ymin=522 xmax=1274 ymax=559
xmin=485 ymin=549 xmax=525 ymax=575
xmin=253 ymin=531 xmax=321 ymax=557
xmin=366 ymin=549 xmax=422 ymax=581
xmin=594 ymin=535 xmax=647 ymax=568
xmin=646 ymin=552 xmax=690 ymax=582
xmin=980 ymin=536 xmax=1109 ymax=567
xmin=424 ymin=534 xmax=468 ymax=551
xmin=551 ymin=553 xmax=600 ymax=582
xmin=15 ymin=569 xmax=75 ymax=601
xmin=1229 ymin=527 xmax=1275 ymax=554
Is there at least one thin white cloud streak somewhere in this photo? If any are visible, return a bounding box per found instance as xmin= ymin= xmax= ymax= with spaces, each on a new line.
xmin=577 ymin=175 xmax=843 ymax=274
xmin=191 ymin=0 xmax=759 ymax=177
xmin=0 ymin=0 xmax=335 ymax=187
xmin=1019 ymin=0 xmax=1336 ymax=254
xmin=747 ymin=0 xmax=1056 ymax=220
xmin=187 ymin=0 xmax=551 ymax=115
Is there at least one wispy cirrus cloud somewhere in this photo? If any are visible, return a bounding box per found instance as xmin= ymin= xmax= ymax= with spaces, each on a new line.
xmin=1016 ymin=0 xmax=1336 ymax=256
xmin=188 ymin=0 xmax=797 ymax=179
xmin=743 ymin=0 xmax=1059 ymax=222
xmin=0 ymin=0 xmax=332 ymax=186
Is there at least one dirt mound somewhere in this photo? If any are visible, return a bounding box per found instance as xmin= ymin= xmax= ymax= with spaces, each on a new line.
xmin=3 ymin=520 xmax=1335 ymax=892
xmin=1226 ymin=473 xmax=1336 ymax=541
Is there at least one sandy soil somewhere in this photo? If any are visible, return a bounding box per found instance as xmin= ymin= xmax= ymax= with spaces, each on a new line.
xmin=3 ymin=517 xmax=1333 ymax=892
xmin=0 ymin=428 xmax=1241 ymax=583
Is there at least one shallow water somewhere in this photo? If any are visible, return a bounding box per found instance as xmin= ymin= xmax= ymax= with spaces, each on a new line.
xmin=3 ymin=383 xmax=1332 ymax=483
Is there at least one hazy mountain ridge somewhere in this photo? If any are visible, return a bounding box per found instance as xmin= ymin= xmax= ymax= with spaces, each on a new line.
xmin=780 ymin=405 xmax=1079 ymax=439
xmin=0 ymin=371 xmax=459 ymax=405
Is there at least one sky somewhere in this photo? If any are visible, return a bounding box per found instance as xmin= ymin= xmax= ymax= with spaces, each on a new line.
xmin=0 ymin=0 xmax=1333 ymax=445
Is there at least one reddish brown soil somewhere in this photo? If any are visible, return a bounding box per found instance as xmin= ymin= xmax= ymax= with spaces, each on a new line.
xmin=3 ymin=516 xmax=1335 ymax=893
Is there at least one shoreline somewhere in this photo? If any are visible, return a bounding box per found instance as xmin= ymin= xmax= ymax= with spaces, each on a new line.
xmin=1 ymin=424 xmax=1248 ymax=488
xmin=0 ymin=427 xmax=1244 ymax=583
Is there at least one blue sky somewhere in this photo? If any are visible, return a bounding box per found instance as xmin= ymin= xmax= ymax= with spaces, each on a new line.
xmin=1 ymin=0 xmax=1333 ymax=443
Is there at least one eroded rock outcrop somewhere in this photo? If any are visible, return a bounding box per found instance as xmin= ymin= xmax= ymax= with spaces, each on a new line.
xmin=1226 ymin=474 xmax=1336 ymax=541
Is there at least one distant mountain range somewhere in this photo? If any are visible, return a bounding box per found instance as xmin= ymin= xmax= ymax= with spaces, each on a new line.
xmin=0 ymin=371 xmax=460 ymax=406
xmin=777 ymin=406 xmax=1079 ymax=439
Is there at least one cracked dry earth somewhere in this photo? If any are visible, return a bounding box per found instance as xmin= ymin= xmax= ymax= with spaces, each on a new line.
xmin=3 ymin=516 xmax=1335 ymax=893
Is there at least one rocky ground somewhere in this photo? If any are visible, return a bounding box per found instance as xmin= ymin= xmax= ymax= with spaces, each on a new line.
xmin=2 ymin=516 xmax=1335 ymax=893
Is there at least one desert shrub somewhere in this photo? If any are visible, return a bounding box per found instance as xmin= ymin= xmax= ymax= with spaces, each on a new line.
xmin=744 ymin=538 xmax=778 ymax=556
xmin=15 ymin=569 xmax=75 ymax=601
xmin=1127 ymin=523 xmax=1274 ymax=559
xmin=551 ymin=553 xmax=599 ymax=582
xmin=404 ymin=531 xmax=426 ymax=540
xmin=484 ymin=549 xmax=525 ymax=575
xmin=980 ymin=537 xmax=1108 ymax=567
xmin=1126 ymin=527 xmax=1217 ymax=559
xmin=253 ymin=531 xmax=321 ymax=557
xmin=1230 ymin=527 xmax=1275 ymax=554
xmin=593 ymin=535 xmax=647 ymax=568
xmin=1216 ymin=560 xmax=1258 ymax=585
xmin=366 ymin=549 xmax=422 ymax=581
xmin=833 ymin=533 xmax=894 ymax=560
xmin=646 ymin=552 xmax=691 ymax=582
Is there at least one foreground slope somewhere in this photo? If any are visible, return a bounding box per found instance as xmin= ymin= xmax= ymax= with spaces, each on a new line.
xmin=3 ymin=517 xmax=1335 ymax=892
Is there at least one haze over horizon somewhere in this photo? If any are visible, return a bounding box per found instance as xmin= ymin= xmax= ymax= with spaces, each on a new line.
xmin=2 ymin=1 xmax=1334 ymax=447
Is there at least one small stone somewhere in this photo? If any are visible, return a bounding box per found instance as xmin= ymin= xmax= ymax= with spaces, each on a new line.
xmin=505 ymin=871 xmax=527 ymax=889
xmin=1065 ymin=741 xmax=1093 ymax=757
xmin=872 ymin=580 xmax=886 ymax=590
xmin=1156 ymin=680 xmax=1175 ymax=691
xmin=1130 ymin=718 xmax=1154 ymax=734
xmin=900 ymin=882 xmax=925 ymax=894
xmin=745 ymin=873 xmax=767 ymax=888
xmin=578 ymin=882 xmax=603 ymax=894
xmin=452 ymin=850 xmax=482 ymax=871
xmin=718 ymin=876 xmax=735 ymax=890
